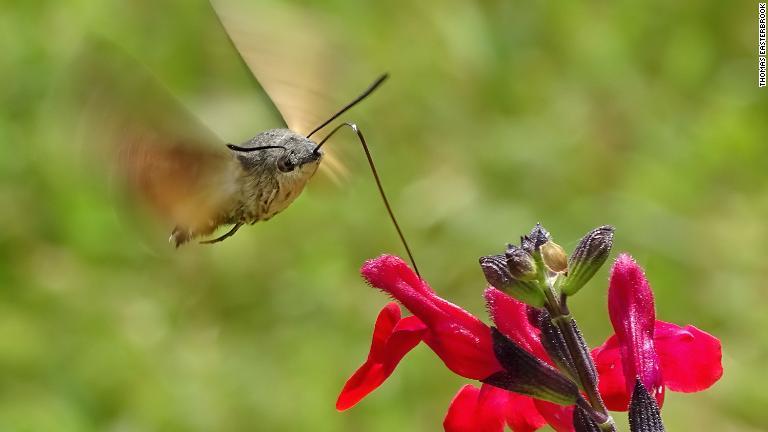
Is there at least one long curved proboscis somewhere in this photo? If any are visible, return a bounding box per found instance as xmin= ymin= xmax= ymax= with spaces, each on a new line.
xmin=315 ymin=122 xmax=420 ymax=278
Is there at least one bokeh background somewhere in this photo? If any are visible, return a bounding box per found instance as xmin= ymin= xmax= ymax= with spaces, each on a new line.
xmin=1 ymin=0 xmax=766 ymax=430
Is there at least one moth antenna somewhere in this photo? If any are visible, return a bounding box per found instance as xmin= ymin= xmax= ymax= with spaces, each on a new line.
xmin=226 ymin=144 xmax=286 ymax=152
xmin=314 ymin=122 xmax=420 ymax=278
xmin=305 ymin=74 xmax=388 ymax=139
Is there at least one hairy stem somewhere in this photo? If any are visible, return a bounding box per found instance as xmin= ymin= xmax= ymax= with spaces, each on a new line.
xmin=536 ymin=254 xmax=615 ymax=431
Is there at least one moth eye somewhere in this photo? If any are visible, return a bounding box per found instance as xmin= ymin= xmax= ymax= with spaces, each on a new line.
xmin=277 ymin=156 xmax=295 ymax=173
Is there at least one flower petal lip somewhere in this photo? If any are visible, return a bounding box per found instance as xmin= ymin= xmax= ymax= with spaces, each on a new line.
xmin=444 ymin=385 xmax=488 ymax=432
xmin=593 ymin=319 xmax=723 ymax=411
xmin=534 ymin=400 xmax=576 ymax=432
xmin=444 ymin=385 xmax=505 ymax=432
xmin=362 ymin=255 xmax=501 ymax=379
xmin=503 ymin=390 xmax=548 ymax=432
xmin=608 ymin=254 xmax=663 ymax=404
xmin=592 ymin=319 xmax=722 ymax=410
xmin=444 ymin=384 xmax=547 ymax=432
xmin=651 ymin=321 xmax=722 ymax=393
xmin=336 ymin=302 xmax=427 ymax=410
xmin=591 ymin=334 xmax=633 ymax=411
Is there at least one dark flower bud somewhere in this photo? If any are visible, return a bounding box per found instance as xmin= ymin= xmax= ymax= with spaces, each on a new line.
xmin=505 ymin=244 xmax=537 ymax=280
xmin=537 ymin=310 xmax=578 ymax=382
xmin=479 ymin=254 xmax=545 ymax=307
xmin=541 ymin=240 xmax=568 ymax=273
xmin=483 ymin=327 xmax=580 ymax=406
xmin=629 ymin=379 xmax=666 ymax=432
xmin=562 ymin=225 xmax=615 ymax=296
xmin=573 ymin=405 xmax=601 ymax=432
xmin=538 ymin=312 xmax=598 ymax=393
xmin=521 ymin=223 xmax=550 ymax=254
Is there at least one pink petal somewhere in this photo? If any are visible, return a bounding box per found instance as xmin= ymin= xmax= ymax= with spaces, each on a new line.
xmin=607 ymin=254 xmax=663 ymax=402
xmin=533 ymin=400 xmax=575 ymax=432
xmin=484 ymin=288 xmax=551 ymax=365
xmin=362 ymin=255 xmax=501 ymax=380
xmin=444 ymin=385 xmax=505 ymax=432
xmin=591 ymin=335 xmax=637 ymax=411
xmin=444 ymin=384 xmax=546 ymax=432
xmin=654 ymin=320 xmax=723 ymax=393
xmin=503 ymin=391 xmax=548 ymax=432
xmin=336 ymin=303 xmax=427 ymax=410
xmin=592 ymin=319 xmax=722 ymax=410
xmin=368 ymin=302 xmax=401 ymax=358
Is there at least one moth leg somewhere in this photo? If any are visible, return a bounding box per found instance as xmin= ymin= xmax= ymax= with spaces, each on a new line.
xmin=170 ymin=227 xmax=191 ymax=248
xmin=199 ymin=222 xmax=243 ymax=245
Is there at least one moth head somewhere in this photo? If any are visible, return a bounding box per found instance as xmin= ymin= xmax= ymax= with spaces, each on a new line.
xmin=228 ymin=128 xmax=323 ymax=183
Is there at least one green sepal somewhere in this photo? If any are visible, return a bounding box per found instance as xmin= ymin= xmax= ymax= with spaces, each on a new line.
xmin=561 ymin=226 xmax=614 ymax=296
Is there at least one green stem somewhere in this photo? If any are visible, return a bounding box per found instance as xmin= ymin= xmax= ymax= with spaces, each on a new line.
xmin=535 ymin=254 xmax=615 ymax=431
xmin=553 ymin=311 xmax=614 ymax=431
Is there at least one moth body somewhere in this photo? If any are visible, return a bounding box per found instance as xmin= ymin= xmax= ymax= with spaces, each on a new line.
xmin=169 ymin=128 xmax=322 ymax=246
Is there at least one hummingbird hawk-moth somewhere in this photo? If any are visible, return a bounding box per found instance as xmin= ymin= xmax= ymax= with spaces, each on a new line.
xmin=76 ymin=0 xmax=419 ymax=273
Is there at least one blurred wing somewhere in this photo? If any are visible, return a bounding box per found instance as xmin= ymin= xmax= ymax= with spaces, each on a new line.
xmin=210 ymin=0 xmax=348 ymax=183
xmin=111 ymin=123 xmax=234 ymax=233
xmin=73 ymin=40 xmax=235 ymax=233
xmin=211 ymin=0 xmax=333 ymax=136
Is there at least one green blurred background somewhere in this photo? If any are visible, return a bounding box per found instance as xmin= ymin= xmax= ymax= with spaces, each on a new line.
xmin=1 ymin=0 xmax=765 ymax=430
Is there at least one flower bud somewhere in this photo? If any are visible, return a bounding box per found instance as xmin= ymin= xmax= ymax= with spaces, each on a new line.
xmin=629 ymin=379 xmax=666 ymax=432
xmin=561 ymin=226 xmax=614 ymax=296
xmin=479 ymin=254 xmax=545 ymax=307
xmin=541 ymin=241 xmax=568 ymax=273
xmin=484 ymin=327 xmax=581 ymax=406
xmin=521 ymin=223 xmax=550 ymax=254
xmin=505 ymin=244 xmax=537 ymax=281
xmin=536 ymin=310 xmax=578 ymax=382
xmin=573 ymin=405 xmax=601 ymax=432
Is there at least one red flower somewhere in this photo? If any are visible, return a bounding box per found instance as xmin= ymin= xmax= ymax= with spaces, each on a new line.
xmin=336 ymin=303 xmax=427 ymax=410
xmin=482 ymin=286 xmax=576 ymax=432
xmin=337 ymin=254 xmax=723 ymax=431
xmin=444 ymin=384 xmax=546 ymax=432
xmin=359 ymin=255 xmax=501 ymax=380
xmin=592 ymin=254 xmax=723 ymax=411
